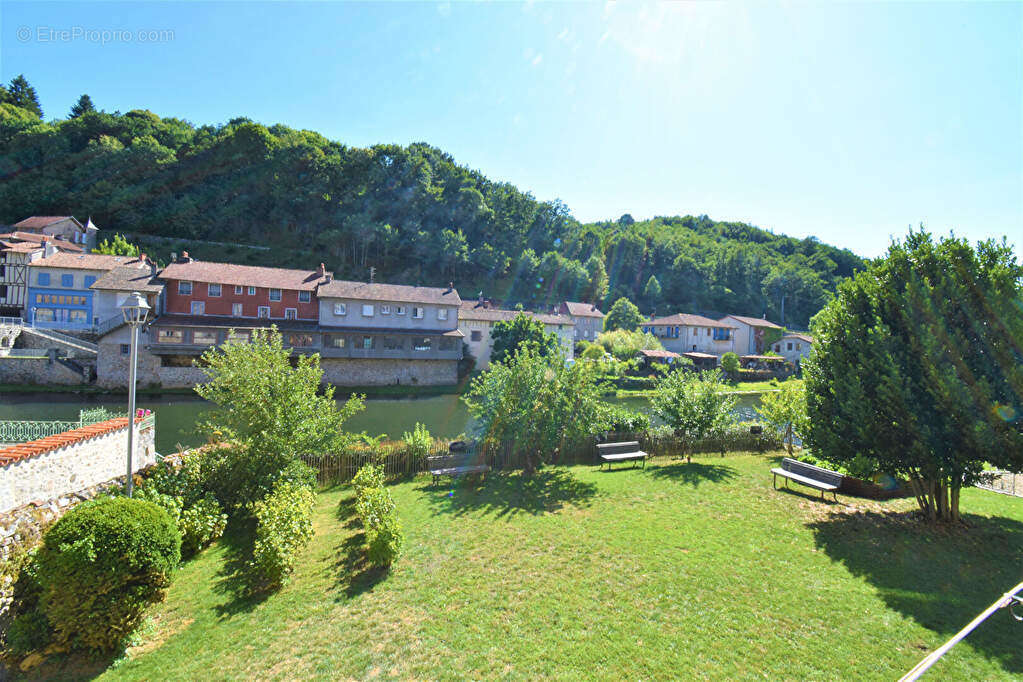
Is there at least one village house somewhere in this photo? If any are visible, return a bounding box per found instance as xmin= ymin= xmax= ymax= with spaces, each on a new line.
xmin=26 ymin=249 xmax=147 ymax=331
xmin=11 ymin=216 xmax=98 ymax=252
xmin=0 ymin=233 xmax=87 ymax=318
xmin=96 ymin=255 xmax=465 ymax=388
xmin=720 ymin=314 xmax=784 ymax=356
xmin=459 ymin=298 xmax=574 ymax=369
xmin=558 ymin=301 xmax=604 ymax=341
xmin=642 ymin=313 xmax=738 ymax=357
xmin=772 ymin=332 xmax=814 ymax=365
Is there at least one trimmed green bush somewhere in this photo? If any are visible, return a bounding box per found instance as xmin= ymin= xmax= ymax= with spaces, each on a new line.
xmin=272 ymin=459 xmax=318 ymax=491
xmin=351 ymin=463 xmax=385 ymax=498
xmin=245 ymin=481 xmax=315 ymax=593
xmin=601 ymin=404 xmax=651 ymax=432
xmin=179 ymin=495 xmax=228 ymax=558
xmin=35 ymin=497 xmax=181 ymax=653
xmin=353 ymin=465 xmax=404 ymax=567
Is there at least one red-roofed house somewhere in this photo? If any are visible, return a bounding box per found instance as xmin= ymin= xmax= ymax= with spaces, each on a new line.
xmin=720 ymin=314 xmax=784 ymax=355
xmin=642 ymin=313 xmax=737 ymax=357
xmin=12 ymin=216 xmax=97 ymax=251
xmin=559 ymin=301 xmax=604 ymax=341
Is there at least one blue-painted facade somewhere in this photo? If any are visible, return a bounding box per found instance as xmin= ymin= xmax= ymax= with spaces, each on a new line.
xmin=26 ymin=269 xmax=101 ymax=330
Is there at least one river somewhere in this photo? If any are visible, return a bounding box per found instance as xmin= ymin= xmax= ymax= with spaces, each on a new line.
xmin=0 ymin=392 xmax=763 ymax=454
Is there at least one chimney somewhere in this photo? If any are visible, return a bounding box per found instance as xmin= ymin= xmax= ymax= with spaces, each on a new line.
xmin=448 ymin=281 xmax=453 ymax=293
xmin=42 ymin=237 xmax=56 ymax=258
xmin=171 ymin=252 xmax=177 ymax=263
xmin=148 ymin=256 xmax=157 ymax=277
xmin=318 ymin=263 xmax=326 ymax=277
xmin=181 ymin=251 xmax=190 ymax=262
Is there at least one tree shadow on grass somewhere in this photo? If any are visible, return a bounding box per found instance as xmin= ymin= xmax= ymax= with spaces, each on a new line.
xmin=808 ymin=510 xmax=1023 ymax=675
xmin=420 ymin=468 xmax=598 ymax=519
xmin=332 ymin=493 xmax=389 ymax=599
xmin=209 ymin=517 xmax=272 ymax=619
xmin=644 ymin=460 xmax=739 ymax=488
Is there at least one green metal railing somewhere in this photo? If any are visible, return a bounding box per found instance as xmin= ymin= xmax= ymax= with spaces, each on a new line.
xmin=0 ymin=408 xmax=129 ymax=445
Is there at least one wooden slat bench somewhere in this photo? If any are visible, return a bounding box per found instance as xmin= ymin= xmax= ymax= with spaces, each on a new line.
xmin=597 ymin=441 xmax=648 ymax=471
xmin=426 ymin=452 xmax=490 ymax=484
xmin=771 ymin=457 xmax=843 ymax=501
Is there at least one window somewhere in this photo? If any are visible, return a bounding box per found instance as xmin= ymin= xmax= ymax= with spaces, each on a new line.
xmin=382 ymin=336 xmax=403 ymax=350
xmin=193 ymin=330 xmax=219 ymax=346
xmin=298 ymin=291 xmax=311 ymax=303
xmin=327 ymin=335 xmax=346 ymax=349
xmin=69 ymin=310 xmax=87 ymax=324
xmin=360 ymin=335 xmax=374 ymax=349
xmin=288 ymin=333 xmax=314 ymax=347
xmin=381 ymin=305 xmax=391 ymax=315
xmin=470 ymin=330 xmax=482 ymax=342
xmin=361 ymin=304 xmax=374 ymax=317
xmin=795 ymin=343 xmax=801 ymax=350
xmin=61 ymin=274 xmax=73 ymax=287
xmin=707 ymin=328 xmax=711 ymax=336
xmin=395 ymin=305 xmax=406 ymax=315
xmin=269 ymin=288 xmax=282 ymax=302
xmin=774 ymin=344 xmax=780 ymax=352
xmin=235 ymin=285 xmax=243 ymax=295
xmin=247 ymin=286 xmax=256 ymax=296
xmin=440 ymin=337 xmax=457 ymax=351
xmin=258 ymin=306 xmax=270 ymax=319
xmin=0 ymin=285 xmax=6 ymax=300
xmin=191 ymin=301 xmax=205 ymax=315
xmin=285 ymin=308 xmax=297 ymax=320
xmin=232 ymin=303 xmax=243 ymax=316
xmin=712 ymin=328 xmax=731 ymax=341
xmin=437 ymin=308 xmax=448 ymax=321
xmin=413 ymin=337 xmax=432 ymax=351
xmin=412 ymin=307 xmax=424 ymax=319
xmin=157 ymin=329 xmax=185 ymax=344
xmin=787 ymin=342 xmax=793 ymax=351
xmin=227 ymin=331 xmax=250 ymax=344
xmin=84 ymin=276 xmax=96 ymax=288
xmin=120 ymin=344 xmax=130 ymax=355
xmin=208 ymin=283 xmax=222 ymax=297
xmin=37 ymin=272 xmax=50 ymax=286
xmin=178 ymin=281 xmax=193 ymax=295
xmin=34 ymin=308 xmax=55 ymax=322
xmin=333 ymin=303 xmax=347 ymax=316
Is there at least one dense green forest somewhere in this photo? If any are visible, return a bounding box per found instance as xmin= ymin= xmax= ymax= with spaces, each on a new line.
xmin=0 ymin=77 xmax=865 ymax=326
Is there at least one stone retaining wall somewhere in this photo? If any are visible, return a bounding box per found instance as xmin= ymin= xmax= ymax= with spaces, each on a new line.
xmin=0 ymin=356 xmax=86 ymax=386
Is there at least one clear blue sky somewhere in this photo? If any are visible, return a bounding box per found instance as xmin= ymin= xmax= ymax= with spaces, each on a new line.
xmin=2 ymin=1 xmax=1020 ymax=258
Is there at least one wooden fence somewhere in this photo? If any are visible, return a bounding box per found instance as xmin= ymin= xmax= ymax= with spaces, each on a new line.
xmin=301 ymin=426 xmax=783 ymax=486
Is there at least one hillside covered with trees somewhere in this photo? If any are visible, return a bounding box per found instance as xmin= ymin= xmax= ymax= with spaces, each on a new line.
xmin=0 ymin=77 xmax=864 ymax=326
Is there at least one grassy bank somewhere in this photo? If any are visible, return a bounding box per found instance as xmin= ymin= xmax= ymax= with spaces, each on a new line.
xmin=28 ymin=453 xmax=1023 ymax=680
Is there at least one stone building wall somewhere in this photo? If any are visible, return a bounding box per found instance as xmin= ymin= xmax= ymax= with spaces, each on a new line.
xmin=320 ymin=358 xmax=457 ymax=386
xmin=0 ymin=356 xmax=87 ymax=386
xmin=0 ymin=417 xmax=157 ymax=513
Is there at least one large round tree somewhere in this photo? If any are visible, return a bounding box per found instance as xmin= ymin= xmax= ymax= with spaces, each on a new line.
xmin=804 ymin=231 xmax=1022 ymax=523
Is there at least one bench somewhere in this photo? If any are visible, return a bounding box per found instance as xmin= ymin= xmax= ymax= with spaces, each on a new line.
xmin=597 ymin=441 xmax=648 ymax=471
xmin=426 ymin=452 xmax=490 ymax=484
xmin=771 ymin=457 xmax=843 ymax=501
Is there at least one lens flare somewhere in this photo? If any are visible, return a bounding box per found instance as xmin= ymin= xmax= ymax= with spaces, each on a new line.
xmin=994 ymin=403 xmax=1017 ymax=422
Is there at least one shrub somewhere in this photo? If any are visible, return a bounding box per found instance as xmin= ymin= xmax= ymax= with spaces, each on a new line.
xmin=720 ymin=352 xmax=740 ymax=377
xmin=35 ymin=497 xmax=180 ymax=652
xmin=142 ymin=446 xmax=225 ymax=508
xmin=245 ymin=481 xmax=315 ymax=593
xmin=5 ymin=608 xmax=50 ymax=656
xmin=179 ymin=495 xmax=228 ymax=558
xmin=601 ymin=404 xmax=651 ymax=433
xmin=351 ymin=463 xmax=385 ymax=498
xmin=272 ymin=458 xmax=318 ymax=491
xmin=354 ymin=483 xmax=403 ymax=568
xmin=402 ymin=422 xmax=433 ymax=462
xmin=651 ymin=370 xmax=738 ymax=461
xmin=134 ymin=485 xmax=184 ymax=525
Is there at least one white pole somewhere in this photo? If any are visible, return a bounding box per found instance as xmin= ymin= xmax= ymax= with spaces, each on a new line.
xmin=899 ymin=581 xmax=1023 ymax=681
xmin=125 ymin=322 xmax=138 ymax=497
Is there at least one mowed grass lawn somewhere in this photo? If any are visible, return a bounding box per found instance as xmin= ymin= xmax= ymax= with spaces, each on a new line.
xmin=36 ymin=453 xmax=1023 ymax=680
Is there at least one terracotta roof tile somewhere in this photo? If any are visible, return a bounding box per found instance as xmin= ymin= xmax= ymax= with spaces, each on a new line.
xmin=0 ymin=416 xmax=143 ymax=465
xmin=160 ymin=260 xmax=330 ymax=291
xmin=722 ymin=315 xmax=783 ymax=329
xmin=30 ymin=252 xmax=142 ymax=271
xmin=319 ymin=279 xmax=460 ymax=306
xmin=647 ymin=313 xmax=738 ymax=328
xmin=12 ymin=216 xmax=79 ymax=230
xmin=562 ymin=301 xmax=604 ymax=318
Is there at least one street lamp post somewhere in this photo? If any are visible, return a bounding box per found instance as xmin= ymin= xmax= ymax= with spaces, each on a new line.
xmin=120 ymin=292 xmax=151 ymax=497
